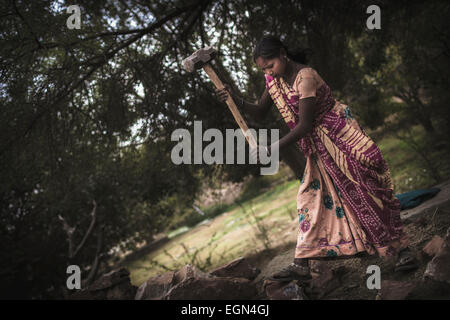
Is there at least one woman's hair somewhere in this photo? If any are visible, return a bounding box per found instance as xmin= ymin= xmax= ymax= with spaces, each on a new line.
xmin=253 ymin=35 xmax=308 ymax=64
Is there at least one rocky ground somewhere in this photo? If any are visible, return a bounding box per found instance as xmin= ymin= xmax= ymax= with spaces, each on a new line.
xmin=70 ymin=180 xmax=450 ymax=300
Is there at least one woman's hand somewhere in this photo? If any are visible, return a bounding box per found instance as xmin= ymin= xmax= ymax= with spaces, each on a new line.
xmin=215 ymin=84 xmax=232 ymax=103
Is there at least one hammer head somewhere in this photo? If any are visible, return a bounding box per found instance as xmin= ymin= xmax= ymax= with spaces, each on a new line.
xmin=182 ymin=46 xmax=217 ymax=73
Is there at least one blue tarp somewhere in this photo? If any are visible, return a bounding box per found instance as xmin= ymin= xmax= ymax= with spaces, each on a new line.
xmin=395 ymin=188 xmax=441 ymax=210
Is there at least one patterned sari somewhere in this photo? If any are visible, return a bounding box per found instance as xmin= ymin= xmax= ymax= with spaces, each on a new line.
xmin=266 ymin=68 xmax=409 ymax=258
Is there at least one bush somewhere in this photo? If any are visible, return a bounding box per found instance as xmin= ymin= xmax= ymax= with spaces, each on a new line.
xmin=235 ymin=176 xmax=272 ymax=203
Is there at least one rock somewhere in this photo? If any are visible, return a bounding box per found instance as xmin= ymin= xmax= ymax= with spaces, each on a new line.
xmin=163 ymin=277 xmax=257 ymax=300
xmin=423 ymin=227 xmax=450 ymax=290
xmin=174 ymin=264 xmax=210 ymax=283
xmin=263 ymin=280 xmax=308 ymax=300
xmin=377 ymin=280 xmax=416 ymax=300
xmin=400 ymin=180 xmax=449 ymax=223
xmin=69 ymin=268 xmax=137 ymax=300
xmin=306 ymin=261 xmax=341 ymax=299
xmin=254 ymin=249 xmax=294 ymax=284
xmin=137 ymin=264 xmax=257 ymax=300
xmin=422 ymin=235 xmax=444 ymax=258
xmin=135 ymin=271 xmax=176 ymax=300
xmin=345 ymin=283 xmax=359 ymax=289
xmin=256 ymin=255 xmax=344 ymax=300
xmin=210 ymin=257 xmax=260 ymax=280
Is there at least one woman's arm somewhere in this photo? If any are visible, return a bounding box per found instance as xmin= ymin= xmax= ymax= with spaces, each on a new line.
xmin=269 ymin=69 xmax=318 ymax=153
xmin=222 ymin=87 xmax=272 ymax=121
xmin=269 ymin=96 xmax=316 ymax=153
xmin=241 ymin=88 xmax=272 ymax=121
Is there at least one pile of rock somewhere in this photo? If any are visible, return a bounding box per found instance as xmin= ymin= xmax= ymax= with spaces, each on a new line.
xmin=135 ymin=257 xmax=260 ymax=300
xmin=68 ymin=268 xmax=137 ymax=300
xmin=377 ymin=226 xmax=450 ymax=300
xmin=421 ymin=227 xmax=450 ymax=294
xmin=68 ymin=257 xmax=261 ymax=300
xmin=68 ymin=227 xmax=450 ymax=300
xmin=262 ymin=260 xmax=347 ymax=300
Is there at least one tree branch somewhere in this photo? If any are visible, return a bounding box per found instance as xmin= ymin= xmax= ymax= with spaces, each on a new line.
xmin=0 ymin=2 xmax=203 ymax=157
xmin=82 ymin=225 xmax=104 ymax=287
xmin=12 ymin=0 xmax=42 ymax=49
xmin=73 ymin=200 xmax=97 ymax=258
xmin=57 ymin=214 xmax=76 ymax=258
xmin=58 ymin=200 xmax=97 ymax=259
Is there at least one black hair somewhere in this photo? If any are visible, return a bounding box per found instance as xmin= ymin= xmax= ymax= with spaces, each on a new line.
xmin=253 ymin=35 xmax=308 ymax=64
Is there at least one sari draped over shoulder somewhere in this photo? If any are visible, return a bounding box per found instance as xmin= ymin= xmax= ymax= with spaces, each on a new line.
xmin=266 ymin=68 xmax=408 ymax=258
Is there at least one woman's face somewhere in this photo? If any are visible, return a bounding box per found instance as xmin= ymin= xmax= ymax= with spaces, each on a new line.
xmin=255 ymin=55 xmax=287 ymax=78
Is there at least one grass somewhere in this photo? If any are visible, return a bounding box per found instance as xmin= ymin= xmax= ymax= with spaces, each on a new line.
xmin=167 ymin=226 xmax=190 ymax=239
xmin=123 ymin=175 xmax=299 ymax=286
xmin=376 ymin=124 xmax=450 ymax=193
xmin=122 ymin=124 xmax=450 ymax=287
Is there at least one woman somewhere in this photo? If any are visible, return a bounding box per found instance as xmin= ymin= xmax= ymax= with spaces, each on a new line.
xmin=216 ymin=36 xmax=418 ymax=282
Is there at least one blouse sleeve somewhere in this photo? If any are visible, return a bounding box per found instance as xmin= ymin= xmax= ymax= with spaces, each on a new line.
xmin=296 ymin=68 xmax=318 ymax=99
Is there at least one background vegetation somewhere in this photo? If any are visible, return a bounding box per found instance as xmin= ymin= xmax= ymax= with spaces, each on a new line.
xmin=1 ymin=0 xmax=449 ymax=298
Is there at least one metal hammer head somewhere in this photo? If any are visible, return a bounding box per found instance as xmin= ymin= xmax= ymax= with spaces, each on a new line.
xmin=182 ymin=46 xmax=217 ymax=72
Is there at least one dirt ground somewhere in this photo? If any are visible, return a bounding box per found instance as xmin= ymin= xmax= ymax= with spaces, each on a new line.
xmin=243 ymin=200 xmax=450 ymax=300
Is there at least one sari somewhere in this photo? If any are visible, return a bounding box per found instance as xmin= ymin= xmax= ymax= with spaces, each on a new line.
xmin=266 ymin=67 xmax=409 ymax=258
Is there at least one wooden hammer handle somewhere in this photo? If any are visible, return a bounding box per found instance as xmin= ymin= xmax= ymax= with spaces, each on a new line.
xmin=202 ymin=64 xmax=257 ymax=149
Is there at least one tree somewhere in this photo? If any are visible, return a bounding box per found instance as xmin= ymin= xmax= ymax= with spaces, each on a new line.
xmin=1 ymin=0 xmax=449 ymax=299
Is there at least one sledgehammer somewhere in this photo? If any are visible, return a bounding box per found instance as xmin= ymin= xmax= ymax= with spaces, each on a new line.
xmin=182 ymin=46 xmax=257 ymax=149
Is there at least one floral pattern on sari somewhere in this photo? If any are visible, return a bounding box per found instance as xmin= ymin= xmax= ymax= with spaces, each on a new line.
xmin=265 ymin=68 xmax=409 ymax=258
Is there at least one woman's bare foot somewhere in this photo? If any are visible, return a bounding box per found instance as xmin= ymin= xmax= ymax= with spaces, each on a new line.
xmin=268 ymin=261 xmax=312 ymax=282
